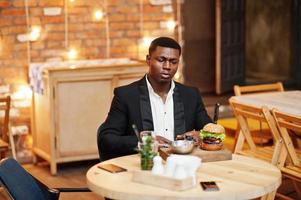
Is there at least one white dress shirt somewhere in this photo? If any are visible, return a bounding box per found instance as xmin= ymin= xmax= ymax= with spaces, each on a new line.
xmin=146 ymin=76 xmax=175 ymax=141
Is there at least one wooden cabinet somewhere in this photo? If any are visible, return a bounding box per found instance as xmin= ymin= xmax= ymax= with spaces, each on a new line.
xmin=31 ymin=60 xmax=148 ymax=175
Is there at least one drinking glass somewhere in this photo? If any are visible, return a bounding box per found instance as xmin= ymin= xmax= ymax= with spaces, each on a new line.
xmin=138 ymin=131 xmax=158 ymax=170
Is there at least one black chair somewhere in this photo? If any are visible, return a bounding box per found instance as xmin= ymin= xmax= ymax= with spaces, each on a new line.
xmin=0 ymin=158 xmax=91 ymax=200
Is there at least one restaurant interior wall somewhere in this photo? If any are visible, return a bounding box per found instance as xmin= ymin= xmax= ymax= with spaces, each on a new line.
xmin=246 ymin=0 xmax=292 ymax=84
xmin=0 ymin=0 xmax=177 ymax=161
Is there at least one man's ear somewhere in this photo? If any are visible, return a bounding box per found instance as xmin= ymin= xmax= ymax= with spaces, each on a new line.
xmin=146 ymin=55 xmax=150 ymax=64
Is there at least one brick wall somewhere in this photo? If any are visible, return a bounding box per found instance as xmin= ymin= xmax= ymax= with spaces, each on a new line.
xmin=0 ymin=0 xmax=177 ymax=126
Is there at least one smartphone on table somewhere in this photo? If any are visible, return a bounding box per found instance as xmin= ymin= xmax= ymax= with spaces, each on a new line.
xmin=200 ymin=181 xmax=219 ymax=191
xmin=97 ymin=164 xmax=127 ymax=173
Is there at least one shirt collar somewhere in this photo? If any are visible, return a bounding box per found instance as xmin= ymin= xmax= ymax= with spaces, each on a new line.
xmin=146 ymin=75 xmax=175 ymax=97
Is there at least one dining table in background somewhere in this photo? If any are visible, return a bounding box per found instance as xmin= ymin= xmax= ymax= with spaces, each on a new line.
xmin=86 ymin=154 xmax=281 ymax=200
xmin=230 ymin=90 xmax=301 ymax=116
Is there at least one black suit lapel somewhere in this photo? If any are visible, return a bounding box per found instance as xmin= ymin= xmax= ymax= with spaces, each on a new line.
xmin=138 ymin=77 xmax=154 ymax=131
xmin=173 ymin=84 xmax=186 ymax=139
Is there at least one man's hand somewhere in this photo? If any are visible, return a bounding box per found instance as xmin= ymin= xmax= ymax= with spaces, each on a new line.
xmin=176 ymin=130 xmax=200 ymax=145
xmin=155 ymin=135 xmax=172 ymax=147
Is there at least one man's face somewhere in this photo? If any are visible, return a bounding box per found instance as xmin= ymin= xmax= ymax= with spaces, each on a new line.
xmin=146 ymin=46 xmax=180 ymax=84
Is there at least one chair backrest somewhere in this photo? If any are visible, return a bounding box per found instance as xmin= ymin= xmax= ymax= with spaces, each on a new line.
xmin=234 ymin=82 xmax=284 ymax=96
xmin=230 ymin=100 xmax=284 ymax=165
xmin=272 ymin=109 xmax=301 ymax=167
xmin=0 ymin=96 xmax=10 ymax=142
xmin=0 ymin=158 xmax=60 ymax=200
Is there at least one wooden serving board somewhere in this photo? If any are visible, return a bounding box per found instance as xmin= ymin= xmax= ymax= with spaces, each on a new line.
xmin=132 ymin=171 xmax=195 ymax=191
xmin=159 ymin=147 xmax=232 ymax=162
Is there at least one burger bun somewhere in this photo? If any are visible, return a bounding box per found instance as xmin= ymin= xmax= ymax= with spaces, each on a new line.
xmin=203 ymin=123 xmax=225 ymax=134
xmin=199 ymin=140 xmax=223 ymax=151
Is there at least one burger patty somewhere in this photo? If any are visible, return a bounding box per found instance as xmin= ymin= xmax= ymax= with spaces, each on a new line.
xmin=203 ymin=137 xmax=222 ymax=144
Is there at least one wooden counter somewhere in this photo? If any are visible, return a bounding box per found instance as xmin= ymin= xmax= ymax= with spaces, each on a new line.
xmin=31 ymin=59 xmax=148 ymax=175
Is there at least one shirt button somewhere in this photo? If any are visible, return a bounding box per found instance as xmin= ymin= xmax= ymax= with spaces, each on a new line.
xmin=164 ymin=112 xmax=166 ymax=114
xmin=165 ymin=129 xmax=168 ymax=131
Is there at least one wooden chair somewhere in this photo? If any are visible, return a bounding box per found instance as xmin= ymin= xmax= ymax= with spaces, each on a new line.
xmin=234 ymin=82 xmax=284 ymax=96
xmin=230 ymin=100 xmax=287 ymax=200
xmin=218 ymin=82 xmax=284 ymax=145
xmin=272 ymin=109 xmax=301 ymax=199
xmin=230 ymin=100 xmax=285 ymax=166
xmin=0 ymin=96 xmax=16 ymax=159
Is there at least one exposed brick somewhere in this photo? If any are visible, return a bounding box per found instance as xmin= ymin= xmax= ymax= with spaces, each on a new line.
xmin=68 ymin=40 xmax=82 ymax=46
xmin=46 ymin=41 xmax=64 ymax=48
xmin=2 ymin=26 xmax=27 ymax=34
xmin=0 ymin=0 xmax=10 ymax=8
xmin=46 ymin=32 xmax=65 ymax=41
xmin=31 ymin=57 xmax=43 ymax=62
xmin=13 ymin=17 xmax=27 ymax=25
xmin=110 ymin=30 xmax=125 ymax=38
xmin=0 ymin=17 xmax=12 ymax=26
xmin=110 ymin=22 xmax=135 ymax=30
xmin=68 ymin=33 xmax=77 ymax=40
xmin=84 ymin=39 xmax=107 ymax=47
xmin=69 ymin=15 xmax=91 ymax=23
xmin=1 ymin=8 xmax=25 ymax=16
xmin=41 ymin=49 xmax=64 ymax=57
xmin=126 ymin=14 xmax=140 ymax=21
xmin=2 ymin=60 xmax=27 ymax=69
xmin=126 ymin=30 xmax=140 ymax=37
xmin=107 ymin=0 xmax=121 ymax=6
xmin=5 ymin=68 xmax=28 ymax=83
xmin=68 ymin=7 xmax=88 ymax=14
xmin=144 ymin=5 xmax=162 ymax=13
xmin=39 ymin=0 xmax=64 ymax=6
xmin=110 ymin=46 xmax=126 ymax=54
xmin=81 ymin=47 xmax=99 ymax=56
xmin=144 ymin=14 xmax=168 ymax=21
xmin=42 ymin=16 xmax=64 ymax=24
xmin=112 ymin=38 xmax=136 ymax=46
xmin=116 ymin=6 xmax=138 ymax=13
xmin=30 ymin=8 xmax=43 ymax=16
xmin=83 ymin=23 xmax=105 ymax=31
xmin=75 ymin=31 xmax=105 ymax=39
xmin=109 ymin=14 xmax=126 ymax=22
xmin=31 ymin=41 xmax=45 ymax=50
xmin=68 ymin=0 xmax=95 ymax=6
xmin=45 ymin=24 xmax=65 ymax=32
xmin=143 ymin=22 xmax=160 ymax=29
xmin=0 ymin=0 xmax=177 ymax=127
xmin=12 ymin=43 xmax=27 ymax=51
xmin=30 ymin=50 xmax=41 ymax=59
xmin=13 ymin=50 xmax=28 ymax=59
xmin=68 ymin=23 xmax=84 ymax=32
xmin=12 ymin=0 xmax=38 ymax=7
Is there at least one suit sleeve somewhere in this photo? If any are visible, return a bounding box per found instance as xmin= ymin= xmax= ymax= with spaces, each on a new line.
xmin=97 ymin=88 xmax=138 ymax=160
xmin=194 ymin=88 xmax=212 ymax=130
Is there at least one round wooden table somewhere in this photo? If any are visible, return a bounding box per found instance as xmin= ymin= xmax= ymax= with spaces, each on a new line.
xmin=86 ymin=154 xmax=281 ymax=200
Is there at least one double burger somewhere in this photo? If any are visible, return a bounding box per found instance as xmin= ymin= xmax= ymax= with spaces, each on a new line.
xmin=199 ymin=123 xmax=226 ymax=151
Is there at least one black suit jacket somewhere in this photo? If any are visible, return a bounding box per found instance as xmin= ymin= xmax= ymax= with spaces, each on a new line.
xmin=97 ymin=76 xmax=212 ymax=161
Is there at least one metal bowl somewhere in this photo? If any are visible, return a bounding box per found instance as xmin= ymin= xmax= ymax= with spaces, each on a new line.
xmin=171 ymin=140 xmax=194 ymax=154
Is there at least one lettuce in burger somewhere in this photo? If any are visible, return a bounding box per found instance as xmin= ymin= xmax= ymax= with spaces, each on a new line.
xmin=199 ymin=123 xmax=226 ymax=151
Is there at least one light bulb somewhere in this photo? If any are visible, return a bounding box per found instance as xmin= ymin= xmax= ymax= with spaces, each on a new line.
xmin=142 ymin=37 xmax=152 ymax=47
xmin=29 ymin=26 xmax=41 ymax=41
xmin=166 ymin=20 xmax=177 ymax=30
xmin=67 ymin=48 xmax=78 ymax=60
xmin=94 ymin=10 xmax=104 ymax=21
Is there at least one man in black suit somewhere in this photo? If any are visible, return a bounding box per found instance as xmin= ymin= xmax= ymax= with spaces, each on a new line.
xmin=97 ymin=37 xmax=212 ymax=161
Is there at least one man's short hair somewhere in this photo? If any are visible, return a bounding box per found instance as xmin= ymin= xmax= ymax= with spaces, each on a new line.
xmin=149 ymin=37 xmax=181 ymax=56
